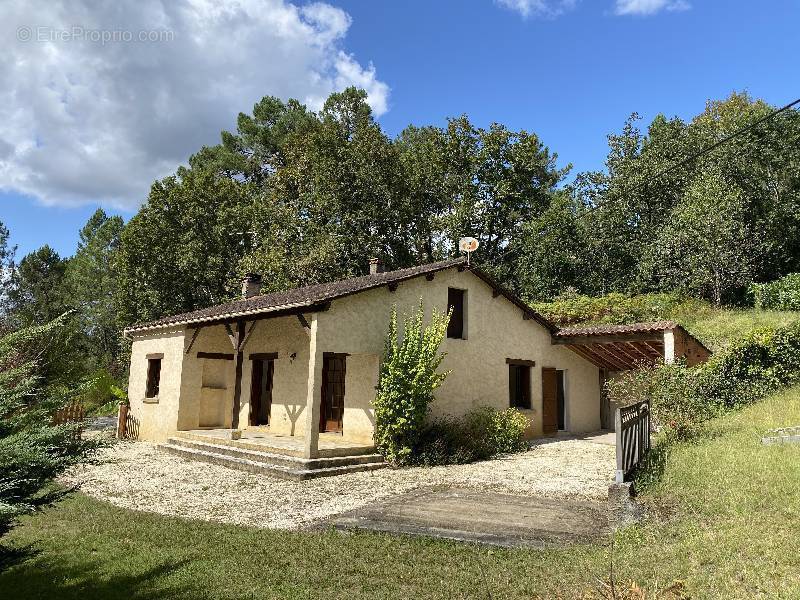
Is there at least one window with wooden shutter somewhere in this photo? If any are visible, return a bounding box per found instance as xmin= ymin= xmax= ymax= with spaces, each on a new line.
xmin=447 ymin=288 xmax=465 ymax=339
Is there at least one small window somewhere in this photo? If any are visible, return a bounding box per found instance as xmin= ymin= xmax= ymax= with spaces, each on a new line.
xmin=447 ymin=288 xmax=465 ymax=339
xmin=145 ymin=357 xmax=162 ymax=398
xmin=508 ymin=363 xmax=531 ymax=409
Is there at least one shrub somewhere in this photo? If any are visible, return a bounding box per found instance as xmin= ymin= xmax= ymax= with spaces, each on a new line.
xmin=465 ymin=406 xmax=529 ymax=454
xmin=750 ymin=273 xmax=800 ymax=310
xmin=408 ymin=407 xmax=529 ymax=466
xmin=607 ymin=321 xmax=800 ymax=439
xmin=0 ymin=318 xmax=104 ymax=552
xmin=531 ymin=290 xmax=712 ymax=328
xmin=410 ymin=416 xmax=484 ymax=466
xmin=373 ymin=301 xmax=450 ymax=465
xmin=606 ymin=362 xmax=716 ymax=438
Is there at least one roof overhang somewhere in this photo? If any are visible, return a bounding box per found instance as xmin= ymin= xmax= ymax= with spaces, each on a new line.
xmin=123 ymin=301 xmax=330 ymax=337
xmin=554 ymin=333 xmax=667 ymax=370
xmin=551 ymin=322 xmax=709 ymax=371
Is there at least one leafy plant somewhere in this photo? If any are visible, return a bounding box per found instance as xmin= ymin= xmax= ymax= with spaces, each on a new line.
xmin=608 ymin=320 xmax=800 ymax=488
xmin=465 ymin=406 xmax=529 ymax=454
xmin=373 ymin=301 xmax=451 ymax=465
xmin=409 ymin=407 xmax=529 ymax=466
xmin=532 ymin=291 xmax=712 ymax=327
xmin=0 ymin=317 xmax=103 ymax=555
xmin=750 ymin=273 xmax=800 ymax=310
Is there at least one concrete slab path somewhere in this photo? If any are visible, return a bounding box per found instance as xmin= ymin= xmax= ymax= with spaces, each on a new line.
xmin=331 ymin=486 xmax=610 ymax=548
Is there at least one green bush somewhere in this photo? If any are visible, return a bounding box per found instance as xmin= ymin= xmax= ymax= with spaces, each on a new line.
xmin=373 ymin=301 xmax=451 ymax=465
xmin=465 ymin=406 xmax=529 ymax=454
xmin=749 ymin=273 xmax=800 ymax=310
xmin=410 ymin=416 xmax=483 ymax=466
xmin=607 ymin=321 xmax=800 ymax=439
xmin=531 ymin=290 xmax=712 ymax=327
xmin=409 ymin=407 xmax=529 ymax=466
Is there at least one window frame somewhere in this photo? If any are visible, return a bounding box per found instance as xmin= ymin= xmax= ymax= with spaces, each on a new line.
xmin=446 ymin=287 xmax=467 ymax=340
xmin=507 ymin=360 xmax=532 ymax=410
xmin=145 ymin=353 xmax=163 ymax=400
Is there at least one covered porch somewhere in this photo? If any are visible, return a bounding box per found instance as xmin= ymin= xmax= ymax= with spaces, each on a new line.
xmin=174 ymin=298 xmax=378 ymax=460
xmin=552 ymin=321 xmax=712 ymax=430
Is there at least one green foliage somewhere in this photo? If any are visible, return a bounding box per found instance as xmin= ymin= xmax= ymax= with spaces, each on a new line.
xmin=608 ymin=321 xmax=800 ymax=489
xmin=373 ymin=301 xmax=450 ymax=465
xmin=531 ymin=290 xmax=712 ymax=327
xmin=573 ymin=92 xmax=800 ymax=300
xmin=116 ymin=167 xmax=254 ymax=325
xmin=67 ymin=369 xmax=128 ymax=416
xmin=64 ymin=209 xmax=125 ymax=375
xmin=465 ymin=406 xmax=529 ymax=455
xmin=408 ymin=407 xmax=529 ymax=466
xmin=7 ymin=245 xmax=69 ymax=325
xmin=638 ymin=169 xmax=755 ymax=305
xmin=750 ymin=273 xmax=800 ymax=310
xmin=608 ymin=321 xmax=800 ymax=445
xmin=0 ymin=318 xmax=103 ymax=547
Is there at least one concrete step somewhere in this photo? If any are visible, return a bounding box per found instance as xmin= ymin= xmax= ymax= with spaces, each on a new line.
xmin=172 ymin=430 xmax=376 ymax=458
xmin=159 ymin=441 xmax=386 ymax=481
xmin=165 ymin=436 xmax=384 ymax=469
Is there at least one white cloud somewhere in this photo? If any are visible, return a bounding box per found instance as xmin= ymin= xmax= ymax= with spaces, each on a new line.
xmin=614 ymin=0 xmax=690 ymax=16
xmin=496 ymin=0 xmax=578 ymax=19
xmin=0 ymin=0 xmax=389 ymax=209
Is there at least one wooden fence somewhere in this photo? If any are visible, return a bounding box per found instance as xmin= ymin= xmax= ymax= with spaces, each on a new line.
xmin=53 ymin=402 xmax=86 ymax=438
xmin=615 ymin=400 xmax=651 ymax=483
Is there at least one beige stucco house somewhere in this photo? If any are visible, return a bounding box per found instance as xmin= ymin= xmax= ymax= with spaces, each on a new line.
xmin=123 ymin=257 xmax=710 ymax=472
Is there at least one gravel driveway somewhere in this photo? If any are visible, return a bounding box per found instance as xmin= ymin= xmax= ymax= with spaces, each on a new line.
xmin=64 ymin=436 xmax=615 ymax=530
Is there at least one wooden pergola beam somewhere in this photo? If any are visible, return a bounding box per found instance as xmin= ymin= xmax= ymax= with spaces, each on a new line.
xmin=588 ymin=344 xmax=630 ymax=370
xmin=641 ymin=340 xmax=665 ymax=359
xmin=625 ymin=341 xmax=654 ymax=362
xmin=566 ymin=344 xmax=618 ymax=370
xmin=602 ymin=343 xmax=639 ymax=368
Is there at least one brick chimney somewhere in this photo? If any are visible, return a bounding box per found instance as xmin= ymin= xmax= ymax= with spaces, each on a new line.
xmin=369 ymin=258 xmax=384 ymax=275
xmin=241 ymin=273 xmax=262 ymax=299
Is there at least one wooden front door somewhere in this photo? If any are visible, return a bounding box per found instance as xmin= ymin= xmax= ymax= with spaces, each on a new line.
xmin=249 ymin=359 xmax=274 ymax=426
xmin=320 ymin=354 xmax=346 ymax=433
xmin=542 ymin=367 xmax=558 ymax=435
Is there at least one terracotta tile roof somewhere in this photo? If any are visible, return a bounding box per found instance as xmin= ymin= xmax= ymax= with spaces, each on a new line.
xmin=554 ymin=321 xmax=681 ymax=337
xmin=124 ymin=257 xmax=555 ymax=334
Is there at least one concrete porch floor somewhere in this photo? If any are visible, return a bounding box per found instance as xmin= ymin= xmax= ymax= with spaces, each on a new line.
xmin=175 ymin=428 xmax=376 ymax=458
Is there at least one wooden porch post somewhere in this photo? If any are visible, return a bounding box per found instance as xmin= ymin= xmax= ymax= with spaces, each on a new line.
xmin=303 ymin=314 xmax=323 ymax=459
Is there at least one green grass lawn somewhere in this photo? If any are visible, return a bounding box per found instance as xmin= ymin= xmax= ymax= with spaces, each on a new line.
xmin=683 ymin=309 xmax=800 ymax=351
xmin=3 ymin=386 xmax=800 ymax=599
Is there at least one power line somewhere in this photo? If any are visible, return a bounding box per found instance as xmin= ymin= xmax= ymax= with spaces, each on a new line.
xmin=581 ymin=96 xmax=800 ymax=219
xmin=491 ymin=95 xmax=800 ymax=264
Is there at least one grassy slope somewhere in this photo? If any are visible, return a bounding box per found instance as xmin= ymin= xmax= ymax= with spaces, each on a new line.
xmin=682 ymin=309 xmax=800 ymax=351
xmin=2 ymin=386 xmax=800 ymax=599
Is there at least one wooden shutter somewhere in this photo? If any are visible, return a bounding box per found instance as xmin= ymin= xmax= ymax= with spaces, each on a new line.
xmin=542 ymin=367 xmax=558 ymax=434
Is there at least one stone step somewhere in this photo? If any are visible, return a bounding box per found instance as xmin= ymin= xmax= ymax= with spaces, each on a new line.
xmin=165 ymin=436 xmax=384 ymax=469
xmin=159 ymin=442 xmax=386 ymax=481
xmin=172 ymin=431 xmax=376 ymax=458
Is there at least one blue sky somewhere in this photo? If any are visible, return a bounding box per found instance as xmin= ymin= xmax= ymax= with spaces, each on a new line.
xmin=2 ymin=0 xmax=798 ymax=259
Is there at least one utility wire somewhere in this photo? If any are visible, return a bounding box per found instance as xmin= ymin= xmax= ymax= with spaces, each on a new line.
xmin=582 ymin=96 xmax=800 ymax=219
xmin=491 ymin=96 xmax=800 ymax=264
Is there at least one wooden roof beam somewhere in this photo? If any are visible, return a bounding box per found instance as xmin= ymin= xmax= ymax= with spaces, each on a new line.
xmin=588 ymin=344 xmax=631 ymax=370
